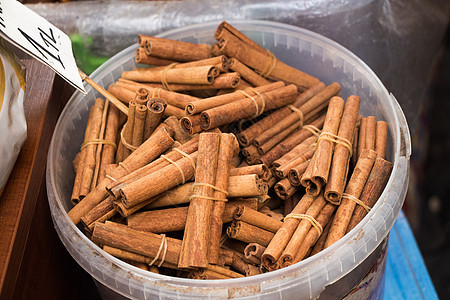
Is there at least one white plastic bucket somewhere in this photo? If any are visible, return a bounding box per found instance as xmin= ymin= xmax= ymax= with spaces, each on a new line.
xmin=46 ymin=20 xmax=411 ymax=299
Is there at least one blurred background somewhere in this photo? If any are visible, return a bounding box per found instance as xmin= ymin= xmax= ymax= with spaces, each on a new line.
xmin=17 ymin=0 xmax=450 ymax=298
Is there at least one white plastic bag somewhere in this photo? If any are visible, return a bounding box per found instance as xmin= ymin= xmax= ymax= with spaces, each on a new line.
xmin=0 ymin=39 xmax=26 ymax=196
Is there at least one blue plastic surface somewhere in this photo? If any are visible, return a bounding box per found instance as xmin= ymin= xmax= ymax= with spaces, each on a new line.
xmin=384 ymin=211 xmax=438 ymax=300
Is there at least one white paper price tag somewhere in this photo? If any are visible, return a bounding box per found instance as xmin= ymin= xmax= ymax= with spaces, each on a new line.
xmin=0 ymin=0 xmax=86 ymax=93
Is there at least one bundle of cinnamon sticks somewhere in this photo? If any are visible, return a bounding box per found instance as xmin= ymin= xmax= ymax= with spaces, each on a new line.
xmin=68 ymin=21 xmax=393 ymax=279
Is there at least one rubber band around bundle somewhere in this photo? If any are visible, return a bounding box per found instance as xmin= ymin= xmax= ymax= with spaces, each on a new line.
xmin=161 ymin=154 xmax=186 ymax=184
xmin=284 ymin=213 xmax=323 ymax=240
xmin=239 ymin=90 xmax=266 ymax=118
xmin=247 ymin=88 xmax=266 ymax=117
xmin=151 ymin=88 xmax=162 ymax=99
xmin=191 ymin=182 xmax=229 ymax=197
xmin=120 ymin=127 xmax=138 ymax=152
xmin=317 ymin=131 xmax=353 ymax=156
xmin=260 ymin=50 xmax=277 ymax=78
xmin=105 ymin=174 xmax=118 ymax=182
xmin=188 ymin=194 xmax=228 ymax=202
xmin=118 ymin=162 xmax=132 ymax=174
xmin=342 ymin=193 xmax=371 ymax=213
xmin=161 ymin=63 xmax=178 ymax=91
xmin=80 ymin=139 xmax=117 ymax=151
xmin=302 ymin=125 xmax=322 ymax=137
xmin=172 ymin=148 xmax=196 ymax=172
xmin=149 ymin=234 xmax=168 ymax=268
xmin=287 ymin=105 xmax=304 ymax=128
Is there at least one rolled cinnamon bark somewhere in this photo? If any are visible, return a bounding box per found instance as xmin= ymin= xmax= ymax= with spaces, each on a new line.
xmin=226 ymin=220 xmax=274 ymax=247
xmin=164 ymin=104 xmax=185 ymax=119
xmin=116 ymin=101 xmax=135 ymax=162
xmin=324 ymin=95 xmax=361 ymax=204
xmin=346 ymin=157 xmax=392 ymax=232
xmin=365 ymin=116 xmax=377 ymax=151
xmin=288 ymin=160 xmax=311 ymax=187
xmin=135 ymin=47 xmax=177 ymax=66
xmin=208 ymin=133 xmax=239 ymax=264
xmin=179 ymin=132 xmax=221 ymax=268
xmin=272 ymin=136 xmax=316 ymax=178
xmin=256 ymin=123 xmax=298 ymax=155
xmin=97 ymin=105 xmax=120 ymax=183
xmin=131 ymin=103 xmax=147 ymax=148
xmin=150 ymin=55 xmax=229 ymax=73
xmin=122 ymin=65 xmax=218 ymax=85
xmin=180 ymin=114 xmax=203 ymax=135
xmin=259 ymin=113 xmax=325 ymax=166
xmin=375 ymin=121 xmax=388 ymax=159
xmin=233 ymin=206 xmax=283 ymax=233
xmin=228 ymin=174 xmax=268 ymax=197
xmin=310 ymin=215 xmax=334 ymax=256
xmin=291 ymin=202 xmax=337 ymax=264
xmin=79 ymin=98 xmax=105 ymax=198
xmin=261 ymin=193 xmax=316 ymax=271
xmin=237 ymin=82 xmax=325 ymax=146
xmin=115 ymin=78 xmax=199 ymax=109
xmin=107 ymin=134 xmax=199 ymax=198
xmin=274 ymin=178 xmax=298 ymax=200
xmin=242 ymin=145 xmax=261 ymax=165
xmin=71 ymin=106 xmax=95 ymax=204
xmin=119 ymin=151 xmax=198 ymax=208
xmin=185 ymin=81 xmax=284 ymax=115
xmin=230 ymin=253 xmax=252 ymax=276
xmin=229 ymin=164 xmax=270 ymax=181
xmin=144 ymin=98 xmax=166 ymax=140
xmin=68 ymin=126 xmax=174 ymax=225
xmin=163 ymin=116 xmax=193 ymax=144
xmin=279 ymin=194 xmax=327 ymax=267
xmin=200 ymin=84 xmax=298 ymax=130
xmin=301 ymin=96 xmax=345 ymax=196
xmin=92 ymin=221 xmax=182 ymax=267
xmin=244 ymin=243 xmax=266 ymax=262
xmin=80 ymin=195 xmax=114 ymax=229
xmin=227 ymin=58 xmax=271 ymax=86
xmin=324 ymin=149 xmax=377 ymax=248
xmin=357 ymin=117 xmax=367 ymax=159
xmin=252 ymin=82 xmax=340 ymax=148
xmin=138 ymin=34 xmax=211 ymax=62
xmin=215 ymin=21 xmax=320 ymax=90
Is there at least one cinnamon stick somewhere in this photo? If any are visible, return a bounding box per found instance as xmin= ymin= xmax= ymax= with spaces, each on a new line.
xmin=259 ymin=113 xmax=325 ymax=166
xmin=261 ymin=193 xmax=316 ymax=271
xmin=185 ymin=81 xmax=284 ymax=115
xmin=346 ymin=157 xmax=392 ymax=232
xmin=237 ymin=82 xmax=325 ymax=146
xmin=375 ymin=121 xmax=388 ymax=159
xmin=179 ymin=132 xmax=220 ymax=268
xmin=79 ymin=98 xmax=105 ymax=198
xmin=291 ymin=202 xmax=337 ymax=264
xmin=233 ymin=206 xmax=283 ymax=233
xmin=163 ymin=116 xmax=193 ymax=144
xmin=135 ymin=47 xmax=176 ymax=66
xmin=68 ymin=126 xmax=174 ymax=225
xmin=200 ymin=84 xmax=298 ymax=130
xmin=301 ymin=96 xmax=345 ymax=196
xmin=227 ymin=57 xmax=271 ymax=86
xmin=139 ymin=34 xmax=211 ymax=62
xmin=122 ymin=65 xmax=218 ymax=85
xmin=324 ymin=95 xmax=361 ymax=204
xmin=274 ymin=178 xmax=298 ymax=200
xmin=208 ymin=133 xmax=239 ymax=264
xmin=365 ymin=116 xmax=377 ymax=151
xmin=226 ymin=220 xmax=274 ymax=247
xmin=144 ymin=98 xmax=166 ymax=140
xmin=71 ymin=105 xmax=95 ymax=204
xmin=324 ymin=149 xmax=377 ymax=248
xmin=97 ymin=105 xmax=120 ymax=183
xmin=278 ymin=194 xmax=327 ymax=267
